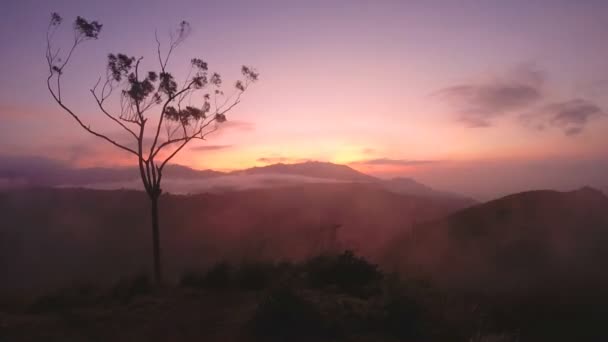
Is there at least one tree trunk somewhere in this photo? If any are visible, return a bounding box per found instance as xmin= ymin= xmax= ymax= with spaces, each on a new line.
xmin=150 ymin=195 xmax=162 ymax=284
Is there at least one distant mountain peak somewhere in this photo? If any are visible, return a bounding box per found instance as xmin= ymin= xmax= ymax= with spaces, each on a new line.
xmin=236 ymin=161 xmax=378 ymax=182
xmin=0 ymin=155 xmax=471 ymax=202
xmin=574 ymin=186 xmax=605 ymax=196
xmin=382 ymin=177 xmax=475 ymax=203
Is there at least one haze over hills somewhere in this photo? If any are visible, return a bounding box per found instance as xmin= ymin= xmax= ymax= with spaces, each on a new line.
xmin=0 ymin=155 xmax=474 ymax=203
xmin=2 ymin=168 xmax=607 ymax=339
xmin=2 ymin=184 xmax=607 ymax=295
xmin=0 ymin=156 xmax=222 ymax=185
xmin=233 ymin=161 xmax=376 ymax=182
xmin=389 ymin=187 xmax=608 ymax=293
xmin=4 ymin=155 xmax=608 ymax=295
xmin=0 ymin=183 xmax=469 ymax=292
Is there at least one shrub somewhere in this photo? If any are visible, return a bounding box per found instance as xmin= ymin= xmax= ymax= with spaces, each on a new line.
xmin=180 ymin=262 xmax=233 ymax=289
xmin=110 ymin=274 xmax=151 ymax=303
xmin=180 ymin=260 xmax=297 ymax=291
xmin=382 ymin=295 xmax=427 ymax=340
xmin=305 ymin=250 xmax=383 ymax=297
xmin=249 ymin=287 xmax=330 ymax=340
xmin=28 ymin=283 xmax=99 ymax=313
xmin=235 ymin=262 xmax=276 ymax=291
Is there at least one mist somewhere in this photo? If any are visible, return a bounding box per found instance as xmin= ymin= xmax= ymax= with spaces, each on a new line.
xmin=57 ymin=174 xmax=349 ymax=194
xmin=367 ymin=158 xmax=608 ymax=201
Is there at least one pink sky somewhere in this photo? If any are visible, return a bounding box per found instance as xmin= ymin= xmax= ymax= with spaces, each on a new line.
xmin=1 ymin=0 xmax=608 ymax=199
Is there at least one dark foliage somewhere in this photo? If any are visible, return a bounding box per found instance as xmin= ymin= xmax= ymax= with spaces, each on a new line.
xmin=158 ymin=71 xmax=177 ymax=96
xmin=180 ymin=262 xmax=234 ymax=290
xmin=74 ymin=16 xmax=102 ymax=39
xmin=28 ymin=283 xmax=100 ymax=313
xmin=234 ymin=262 xmax=279 ymax=291
xmin=50 ymin=12 xmax=62 ymax=26
xmin=305 ymin=250 xmax=383 ymax=297
xmin=382 ymin=295 xmax=428 ymax=340
xmin=107 ymin=53 xmax=135 ymax=81
xmin=110 ymin=274 xmax=151 ymax=303
xmin=164 ymin=104 xmax=210 ymax=125
xmin=180 ymin=261 xmax=286 ymax=291
xmin=249 ymin=287 xmax=331 ymax=341
xmin=10 ymin=248 xmax=608 ymax=341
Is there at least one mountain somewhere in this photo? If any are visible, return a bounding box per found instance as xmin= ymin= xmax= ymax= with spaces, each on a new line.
xmin=379 ymin=177 xmax=476 ymax=202
xmin=0 ymin=156 xmax=224 ymax=187
xmin=0 ymin=183 xmax=470 ymax=292
xmin=0 ymin=155 xmax=474 ymax=203
xmin=388 ymin=187 xmax=608 ymax=293
xmin=234 ymin=161 xmax=377 ymax=182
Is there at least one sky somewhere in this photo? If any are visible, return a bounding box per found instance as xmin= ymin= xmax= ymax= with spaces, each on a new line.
xmin=1 ymin=0 xmax=608 ymax=199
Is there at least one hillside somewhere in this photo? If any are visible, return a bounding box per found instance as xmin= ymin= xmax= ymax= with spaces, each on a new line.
xmin=388 ymin=187 xmax=608 ymax=292
xmin=0 ymin=183 xmax=469 ymax=292
xmin=380 ymin=177 xmax=475 ymax=202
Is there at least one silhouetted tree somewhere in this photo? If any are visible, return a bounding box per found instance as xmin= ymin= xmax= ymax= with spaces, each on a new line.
xmin=45 ymin=13 xmax=258 ymax=284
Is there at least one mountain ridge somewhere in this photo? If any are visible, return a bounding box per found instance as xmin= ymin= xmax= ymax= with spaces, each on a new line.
xmin=389 ymin=186 xmax=608 ymax=292
xmin=0 ymin=156 xmax=473 ymax=202
xmin=231 ymin=161 xmax=377 ymax=182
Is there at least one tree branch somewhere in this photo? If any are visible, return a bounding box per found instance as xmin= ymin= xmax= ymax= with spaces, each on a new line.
xmin=46 ymin=76 xmax=139 ymax=156
xmin=90 ymin=87 xmax=139 ymax=139
xmin=148 ymin=79 xmax=197 ymax=159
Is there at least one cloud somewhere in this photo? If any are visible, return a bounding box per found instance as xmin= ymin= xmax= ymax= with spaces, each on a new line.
xmin=202 ymin=119 xmax=255 ymax=139
xmin=190 ymin=144 xmax=233 ymax=151
xmin=580 ymin=79 xmax=608 ymax=97
xmin=0 ymin=104 xmax=41 ymax=121
xmin=257 ymin=156 xmax=311 ymax=164
xmin=520 ymin=98 xmax=605 ymax=136
xmin=549 ymin=99 xmax=603 ymax=127
xmin=219 ymin=120 xmax=255 ymax=131
xmin=349 ymin=158 xmax=440 ymax=166
xmin=361 ymin=148 xmax=376 ymax=155
xmin=436 ymin=65 xmax=544 ymax=127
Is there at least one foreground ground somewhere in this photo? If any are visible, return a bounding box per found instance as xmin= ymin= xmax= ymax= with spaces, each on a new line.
xmin=1 ymin=251 xmax=606 ymax=342
xmin=1 ymin=289 xmax=259 ymax=342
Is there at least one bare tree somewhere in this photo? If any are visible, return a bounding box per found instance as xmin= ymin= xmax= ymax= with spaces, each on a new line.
xmin=45 ymin=13 xmax=258 ymax=284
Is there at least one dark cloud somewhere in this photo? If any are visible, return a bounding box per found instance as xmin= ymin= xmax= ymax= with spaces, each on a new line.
xmin=190 ymin=144 xmax=233 ymax=151
xmin=205 ymin=119 xmax=255 ymax=139
xmin=349 ymin=158 xmax=440 ymax=166
xmin=550 ymin=99 xmax=603 ymax=126
xmin=219 ymin=120 xmax=255 ymax=131
xmin=436 ymin=66 xmax=544 ymax=127
xmin=521 ymin=98 xmax=604 ymax=136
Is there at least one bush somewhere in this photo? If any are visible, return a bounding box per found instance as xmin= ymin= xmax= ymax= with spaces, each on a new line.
xmin=305 ymin=250 xmax=383 ymax=297
xmin=235 ymin=262 xmax=278 ymax=291
xmin=28 ymin=283 xmax=99 ymax=313
xmin=110 ymin=274 xmax=151 ymax=303
xmin=249 ymin=287 xmax=330 ymax=340
xmin=181 ymin=261 xmax=291 ymax=291
xmin=181 ymin=262 xmax=233 ymax=290
xmin=382 ymin=295 xmax=427 ymax=340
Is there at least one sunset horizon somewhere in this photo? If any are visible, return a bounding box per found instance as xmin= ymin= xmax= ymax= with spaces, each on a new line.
xmin=3 ymin=1 xmax=608 ymax=200
xmin=2 ymin=1 xmax=608 ymax=340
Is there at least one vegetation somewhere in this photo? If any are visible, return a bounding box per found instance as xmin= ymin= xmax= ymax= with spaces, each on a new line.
xmin=249 ymin=287 xmax=329 ymax=341
xmin=304 ymin=250 xmax=383 ymax=297
xmin=2 ymin=250 xmax=607 ymax=341
xmin=45 ymin=13 xmax=258 ymax=284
